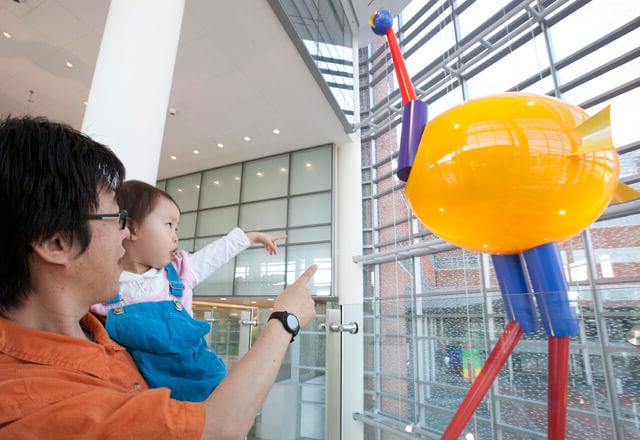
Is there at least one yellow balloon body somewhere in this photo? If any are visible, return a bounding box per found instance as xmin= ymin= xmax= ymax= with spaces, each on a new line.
xmin=405 ymin=93 xmax=619 ymax=254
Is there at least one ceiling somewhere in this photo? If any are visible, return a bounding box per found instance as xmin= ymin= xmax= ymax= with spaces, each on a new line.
xmin=0 ymin=0 xmax=353 ymax=179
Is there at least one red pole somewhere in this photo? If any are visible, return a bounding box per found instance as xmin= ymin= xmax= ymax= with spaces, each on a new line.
xmin=548 ymin=336 xmax=570 ymax=440
xmin=385 ymin=28 xmax=416 ymax=105
xmin=442 ymin=320 xmax=523 ymax=440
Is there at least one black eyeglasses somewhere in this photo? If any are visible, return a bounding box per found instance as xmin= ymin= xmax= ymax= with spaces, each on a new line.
xmin=86 ymin=210 xmax=128 ymax=230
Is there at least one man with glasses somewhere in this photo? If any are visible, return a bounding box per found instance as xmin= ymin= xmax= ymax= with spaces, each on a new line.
xmin=0 ymin=116 xmax=317 ymax=438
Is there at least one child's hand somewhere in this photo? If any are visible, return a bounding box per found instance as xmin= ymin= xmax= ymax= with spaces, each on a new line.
xmin=246 ymin=232 xmax=286 ymax=256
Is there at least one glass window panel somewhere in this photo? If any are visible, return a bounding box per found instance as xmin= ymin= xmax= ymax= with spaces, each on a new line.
xmin=457 ymin=0 xmax=513 ymax=38
xmin=286 ymin=243 xmax=332 ymax=296
xmin=611 ymin=353 xmax=640 ymax=425
xmin=405 ymin=21 xmax=456 ymax=78
xmin=178 ymin=212 xmax=196 ymax=239
xmin=290 ymin=146 xmax=332 ymax=194
xmin=582 ymin=88 xmax=640 ymax=149
xmin=556 ymin=28 xmax=640 ymax=86
xmin=590 ymin=214 xmax=640 ymax=280
xmin=425 ymin=85 xmax=464 ymax=120
xmin=562 ymin=58 xmax=640 ymax=107
xmin=234 ymin=248 xmax=285 ymax=295
xmin=194 ymin=236 xmax=223 ymax=251
xmin=178 ymin=239 xmax=194 ymax=253
xmin=241 ymin=154 xmax=289 ymax=202
xmin=155 ymin=180 xmax=166 ymax=191
xmin=288 ymin=226 xmax=332 ymax=244
xmin=466 ymin=34 xmax=553 ymax=98
xmin=165 ymin=173 xmax=201 ymax=212
xmin=239 ymin=199 xmax=287 ymax=232
xmin=298 ymin=332 xmax=326 ymax=368
xmin=199 ymin=164 xmax=242 ymax=209
xmin=549 ymin=0 xmax=640 ymax=61
xmin=196 ymin=206 xmax=238 ymax=237
xmin=289 ymin=192 xmax=331 ymax=227
xmin=399 ymin=0 xmax=432 ymax=32
xmin=192 ymin=237 xmax=235 ymax=296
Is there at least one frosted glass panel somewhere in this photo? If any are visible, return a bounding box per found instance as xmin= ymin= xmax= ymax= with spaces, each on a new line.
xmin=286 ymin=243 xmax=332 ymax=296
xmin=235 ymin=248 xmax=285 ymax=295
xmin=178 ymin=212 xmax=196 ymax=239
xmin=240 ymin=199 xmax=287 ymax=231
xmin=192 ymin=237 xmax=235 ymax=296
xmin=241 ymin=154 xmax=289 ymax=202
xmin=289 ymin=192 xmax=331 ymax=227
xmin=288 ymin=226 xmax=331 ymax=243
xmin=196 ymin=206 xmax=238 ymax=237
xmin=290 ymin=146 xmax=332 ymax=194
xmin=165 ymin=173 xmax=201 ymax=212
xmin=178 ymin=239 xmax=194 ymax=253
xmin=199 ymin=164 xmax=242 ymax=209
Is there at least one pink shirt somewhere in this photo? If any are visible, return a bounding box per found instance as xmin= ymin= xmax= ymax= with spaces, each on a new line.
xmin=91 ymin=228 xmax=250 ymax=316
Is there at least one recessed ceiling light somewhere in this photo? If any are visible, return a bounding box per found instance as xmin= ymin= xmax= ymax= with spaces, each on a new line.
xmin=280 ymin=167 xmax=287 ymax=172
xmin=273 ymin=129 xmax=280 ymax=134
xmin=193 ymin=149 xmax=199 ymax=154
xmin=66 ymin=61 xmax=73 ymax=68
xmin=170 ymin=155 xmax=177 ymax=160
xmin=195 ymin=185 xmax=200 ymax=189
xmin=243 ymin=136 xmax=251 ymax=142
xmin=177 ymin=188 xmax=183 ymax=192
xmin=234 ymin=176 xmax=240 ymax=181
xmin=213 ymin=180 xmax=220 ymax=185
xmin=256 ymin=172 xmax=263 ymax=177
xmin=305 ymin=162 xmax=312 ymax=167
xmin=217 ymin=143 xmax=224 ymax=148
xmin=83 ymin=101 xmax=88 ymax=106
xmin=3 ymin=32 xmax=12 ymax=39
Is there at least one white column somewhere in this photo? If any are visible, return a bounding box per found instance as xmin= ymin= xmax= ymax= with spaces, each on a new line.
xmin=337 ymin=133 xmax=364 ymax=307
xmin=81 ymin=0 xmax=185 ymax=184
xmin=337 ymin=132 xmax=364 ymax=440
xmin=335 ymin=31 xmax=364 ymax=440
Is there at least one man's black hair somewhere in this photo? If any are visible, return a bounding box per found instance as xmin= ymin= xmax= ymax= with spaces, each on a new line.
xmin=0 ymin=116 xmax=125 ymax=313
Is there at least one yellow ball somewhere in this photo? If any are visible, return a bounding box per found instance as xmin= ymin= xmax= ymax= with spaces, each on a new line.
xmin=405 ymin=93 xmax=619 ymax=254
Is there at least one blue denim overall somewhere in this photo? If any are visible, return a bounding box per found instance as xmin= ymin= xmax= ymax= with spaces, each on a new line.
xmin=104 ymin=263 xmax=227 ymax=402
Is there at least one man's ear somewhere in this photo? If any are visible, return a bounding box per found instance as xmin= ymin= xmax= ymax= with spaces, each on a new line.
xmin=31 ymin=234 xmax=76 ymax=266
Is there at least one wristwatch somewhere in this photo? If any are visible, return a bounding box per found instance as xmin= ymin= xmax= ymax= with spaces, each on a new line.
xmin=269 ymin=311 xmax=300 ymax=342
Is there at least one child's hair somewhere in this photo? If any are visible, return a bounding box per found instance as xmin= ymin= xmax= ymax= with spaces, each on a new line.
xmin=116 ymin=180 xmax=179 ymax=232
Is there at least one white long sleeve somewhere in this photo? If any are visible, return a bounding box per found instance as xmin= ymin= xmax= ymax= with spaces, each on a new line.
xmin=188 ymin=227 xmax=251 ymax=286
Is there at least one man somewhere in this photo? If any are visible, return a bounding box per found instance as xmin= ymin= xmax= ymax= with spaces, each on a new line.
xmin=0 ymin=116 xmax=317 ymax=438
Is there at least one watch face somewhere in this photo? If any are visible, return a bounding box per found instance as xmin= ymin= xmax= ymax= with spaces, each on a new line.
xmin=286 ymin=314 xmax=300 ymax=331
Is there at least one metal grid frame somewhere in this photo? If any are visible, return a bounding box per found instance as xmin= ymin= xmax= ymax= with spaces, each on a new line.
xmin=357 ymin=0 xmax=640 ymax=438
xmin=157 ymin=144 xmax=335 ymax=299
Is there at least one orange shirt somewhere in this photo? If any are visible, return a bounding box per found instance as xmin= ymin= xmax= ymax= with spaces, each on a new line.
xmin=0 ymin=313 xmax=205 ymax=439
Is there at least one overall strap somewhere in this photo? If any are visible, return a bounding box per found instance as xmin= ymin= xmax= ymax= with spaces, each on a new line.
xmin=165 ymin=263 xmax=185 ymax=298
xmin=104 ymin=293 xmax=125 ymax=315
xmin=104 ymin=294 xmax=121 ymax=304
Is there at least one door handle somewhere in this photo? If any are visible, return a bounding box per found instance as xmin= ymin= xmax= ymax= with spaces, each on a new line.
xmin=239 ymin=320 xmax=258 ymax=326
xmin=627 ymin=324 xmax=640 ymax=347
xmin=321 ymin=321 xmax=359 ymax=334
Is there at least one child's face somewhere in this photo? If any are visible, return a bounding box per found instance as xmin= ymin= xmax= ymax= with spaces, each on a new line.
xmin=131 ymin=196 xmax=180 ymax=269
